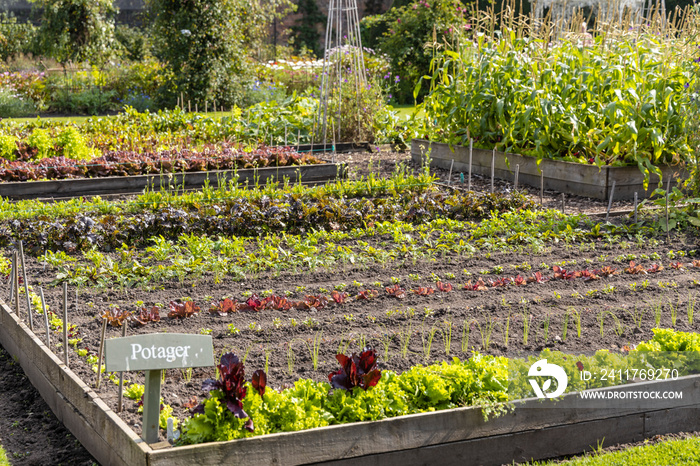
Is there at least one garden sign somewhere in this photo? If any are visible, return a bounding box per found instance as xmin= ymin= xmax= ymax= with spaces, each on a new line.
xmin=105 ymin=334 xmax=215 ymax=443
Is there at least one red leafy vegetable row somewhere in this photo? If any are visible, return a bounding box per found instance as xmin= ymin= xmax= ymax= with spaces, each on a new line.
xmin=0 ymin=144 xmax=322 ymax=182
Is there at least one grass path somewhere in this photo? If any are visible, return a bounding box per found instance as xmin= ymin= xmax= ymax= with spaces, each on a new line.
xmin=525 ymin=436 xmax=700 ymax=465
xmin=0 ymin=444 xmax=9 ymax=466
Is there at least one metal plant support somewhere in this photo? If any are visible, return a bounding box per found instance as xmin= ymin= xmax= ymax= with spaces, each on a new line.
xmin=315 ymin=0 xmax=367 ymax=148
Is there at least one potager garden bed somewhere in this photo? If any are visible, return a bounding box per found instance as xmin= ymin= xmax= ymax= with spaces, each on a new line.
xmin=1 ymin=168 xmax=700 ymax=465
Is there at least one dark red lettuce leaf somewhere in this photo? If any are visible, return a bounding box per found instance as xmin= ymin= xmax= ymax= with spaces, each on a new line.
xmin=251 ymin=369 xmax=267 ymax=397
xmin=329 ymin=347 xmax=381 ymax=391
xmin=201 ymin=352 xmax=249 ymax=419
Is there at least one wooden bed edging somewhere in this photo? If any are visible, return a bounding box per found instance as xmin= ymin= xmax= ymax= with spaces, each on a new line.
xmin=411 ymin=139 xmax=686 ymax=201
xmin=0 ymin=162 xmax=347 ymax=199
xmin=0 ymin=300 xmax=150 ymax=466
xmin=1 ymin=297 xmax=699 ymax=465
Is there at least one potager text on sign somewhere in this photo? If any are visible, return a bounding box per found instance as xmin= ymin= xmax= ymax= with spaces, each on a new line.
xmin=105 ymin=333 xmax=215 ymax=372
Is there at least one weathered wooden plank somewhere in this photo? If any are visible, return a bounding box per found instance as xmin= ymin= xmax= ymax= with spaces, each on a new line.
xmin=318 ymin=413 xmax=646 ymax=466
xmin=150 ymin=374 xmax=700 ymax=466
xmin=610 ymin=165 xmax=688 ymax=200
xmin=644 ymin=406 xmax=700 ymax=437
xmin=0 ymin=300 xmax=149 ymax=466
xmin=0 ymin=163 xmax=346 ymax=199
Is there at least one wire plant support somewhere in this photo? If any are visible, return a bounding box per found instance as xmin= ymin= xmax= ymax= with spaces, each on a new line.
xmin=315 ymin=0 xmax=367 ymax=151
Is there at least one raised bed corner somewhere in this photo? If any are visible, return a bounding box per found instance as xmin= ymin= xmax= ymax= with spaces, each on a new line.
xmin=411 ymin=139 xmax=686 ymax=201
xmin=2 ymin=298 xmax=700 ymax=465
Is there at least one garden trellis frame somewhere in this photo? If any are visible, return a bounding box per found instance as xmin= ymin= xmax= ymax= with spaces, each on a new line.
xmin=315 ymin=0 xmax=367 ymax=147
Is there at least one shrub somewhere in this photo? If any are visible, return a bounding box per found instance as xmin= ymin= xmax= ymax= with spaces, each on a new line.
xmin=0 ymin=13 xmax=38 ymax=61
xmin=115 ymin=25 xmax=150 ymax=62
xmin=32 ymin=0 xmax=118 ymax=66
xmin=0 ymin=88 xmax=37 ymax=117
xmin=49 ymin=87 xmax=118 ymax=115
xmin=361 ymin=0 xmax=468 ymax=104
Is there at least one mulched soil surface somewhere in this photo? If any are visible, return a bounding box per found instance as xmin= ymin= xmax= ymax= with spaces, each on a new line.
xmin=0 ymin=148 xmax=696 ymax=465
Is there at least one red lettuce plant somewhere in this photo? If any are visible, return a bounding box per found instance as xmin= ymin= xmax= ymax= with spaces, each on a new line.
xmin=302 ymin=295 xmax=329 ymax=309
xmin=200 ymin=353 xmax=263 ymax=432
xmin=132 ymin=306 xmax=161 ymax=326
xmin=385 ymin=284 xmax=406 ymax=299
xmin=331 ymin=290 xmax=349 ymax=304
xmin=463 ymin=279 xmax=487 ymax=291
xmin=101 ymin=308 xmax=131 ymax=327
xmin=266 ymin=295 xmax=294 ymax=311
xmin=209 ymin=298 xmax=238 ymax=315
xmin=168 ymin=300 xmax=200 ymax=318
xmin=241 ymin=294 xmax=266 ymax=312
xmin=625 ymin=261 xmax=646 ymax=275
xmin=580 ymin=269 xmax=600 ymax=281
xmin=329 ymin=347 xmax=381 ymax=391
xmin=528 ymin=272 xmax=548 ymax=283
xmin=356 ymin=289 xmax=379 ymax=300
xmin=597 ymin=266 xmax=618 ymax=277
xmin=412 ymin=286 xmax=435 ymax=296
xmin=436 ymin=281 xmax=453 ymax=292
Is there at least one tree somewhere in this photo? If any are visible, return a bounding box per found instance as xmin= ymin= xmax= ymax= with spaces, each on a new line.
xmin=290 ymin=0 xmax=326 ymax=56
xmin=365 ymin=0 xmax=468 ymax=103
xmin=31 ymin=0 xmax=117 ymax=66
xmin=148 ymin=0 xmax=293 ymax=107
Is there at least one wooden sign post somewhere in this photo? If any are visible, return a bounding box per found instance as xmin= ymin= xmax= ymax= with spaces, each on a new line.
xmin=105 ymin=333 xmax=215 ymax=444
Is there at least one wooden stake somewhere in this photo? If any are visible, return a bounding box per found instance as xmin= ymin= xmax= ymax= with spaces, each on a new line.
xmin=561 ymin=193 xmax=565 ymax=214
xmin=468 ymin=138 xmax=473 ymax=191
xmin=188 ymin=100 xmax=191 ymax=113
xmin=195 ymin=103 xmax=198 ymax=113
xmin=63 ymin=283 xmax=68 ymax=367
xmin=143 ymin=369 xmax=162 ymax=443
xmin=448 ymin=159 xmax=454 ymax=186
xmin=666 ymin=176 xmax=671 ymax=241
xmin=540 ymin=170 xmax=544 ymax=204
xmin=514 ymin=164 xmax=520 ymax=190
xmin=605 ymin=181 xmax=616 ymax=223
xmin=9 ymin=252 xmax=15 ymax=306
xmin=13 ymin=251 xmax=19 ymax=316
xmin=491 ymin=148 xmax=495 ymax=193
xmin=96 ymin=318 xmax=108 ymax=389
xmin=39 ymin=287 xmax=50 ymax=347
xmin=19 ymin=241 xmax=33 ymax=331
xmin=205 ymin=101 xmax=208 ymax=113
xmin=118 ymin=321 xmax=128 ymax=412
xmin=634 ymin=192 xmax=638 ymax=223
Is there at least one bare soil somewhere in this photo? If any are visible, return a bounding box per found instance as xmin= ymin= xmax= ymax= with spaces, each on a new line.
xmin=0 ymin=149 xmax=695 ymax=465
